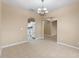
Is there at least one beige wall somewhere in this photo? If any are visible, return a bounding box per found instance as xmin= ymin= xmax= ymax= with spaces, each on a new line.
xmin=35 ymin=16 xmax=44 ymax=39
xmin=0 ymin=0 xmax=2 ymax=56
xmin=1 ymin=2 xmax=42 ymax=46
xmin=48 ymin=2 xmax=79 ymax=47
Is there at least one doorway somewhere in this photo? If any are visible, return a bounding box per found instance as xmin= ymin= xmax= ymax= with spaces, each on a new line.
xmin=44 ymin=20 xmax=57 ymax=42
xmin=27 ymin=17 xmax=36 ymax=41
xmin=51 ymin=21 xmax=57 ymax=42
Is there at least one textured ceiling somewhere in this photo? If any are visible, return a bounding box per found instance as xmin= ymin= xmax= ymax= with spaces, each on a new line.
xmin=2 ymin=0 xmax=79 ymax=11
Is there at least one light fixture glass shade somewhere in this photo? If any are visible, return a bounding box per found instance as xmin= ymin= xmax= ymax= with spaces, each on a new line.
xmin=37 ymin=8 xmax=48 ymax=15
xmin=37 ymin=8 xmax=41 ymax=13
xmin=45 ymin=10 xmax=48 ymax=13
xmin=38 ymin=8 xmax=41 ymax=11
xmin=37 ymin=10 xmax=40 ymax=13
xmin=37 ymin=0 xmax=48 ymax=16
xmin=43 ymin=8 xmax=47 ymax=10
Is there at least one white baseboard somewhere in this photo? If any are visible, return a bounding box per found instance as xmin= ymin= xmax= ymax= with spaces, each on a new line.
xmin=1 ymin=36 xmax=44 ymax=49
xmin=0 ymin=37 xmax=44 ymax=56
xmin=57 ymin=42 xmax=79 ymax=50
xmin=1 ymin=41 xmax=27 ymax=49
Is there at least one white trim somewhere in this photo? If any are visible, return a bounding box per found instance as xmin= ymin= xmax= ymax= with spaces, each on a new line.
xmin=1 ymin=35 xmax=44 ymax=49
xmin=1 ymin=37 xmax=43 ymax=49
xmin=57 ymin=42 xmax=79 ymax=50
xmin=1 ymin=41 xmax=27 ymax=49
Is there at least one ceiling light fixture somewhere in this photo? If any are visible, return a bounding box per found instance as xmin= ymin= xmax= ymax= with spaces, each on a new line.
xmin=37 ymin=0 xmax=48 ymax=16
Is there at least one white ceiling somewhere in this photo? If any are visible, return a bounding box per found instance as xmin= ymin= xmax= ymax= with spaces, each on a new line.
xmin=2 ymin=0 xmax=78 ymax=11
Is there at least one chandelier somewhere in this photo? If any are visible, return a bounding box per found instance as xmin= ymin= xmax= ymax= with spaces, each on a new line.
xmin=37 ymin=0 xmax=48 ymax=16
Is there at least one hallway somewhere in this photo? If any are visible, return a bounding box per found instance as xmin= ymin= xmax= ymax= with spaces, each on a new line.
xmin=1 ymin=38 xmax=79 ymax=58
